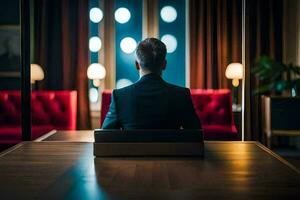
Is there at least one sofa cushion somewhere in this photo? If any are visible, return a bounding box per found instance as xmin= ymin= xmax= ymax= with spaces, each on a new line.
xmin=0 ymin=90 xmax=77 ymax=151
xmin=31 ymin=91 xmax=76 ymax=128
xmin=0 ymin=127 xmax=21 ymax=140
xmin=190 ymin=89 xmax=232 ymax=125
xmin=0 ymin=92 xmax=21 ymax=125
xmin=0 ymin=125 xmax=54 ymax=141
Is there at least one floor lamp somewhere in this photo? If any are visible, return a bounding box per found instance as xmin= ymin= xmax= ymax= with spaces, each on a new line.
xmin=30 ymin=64 xmax=44 ymax=90
xmin=225 ymin=63 xmax=243 ymax=111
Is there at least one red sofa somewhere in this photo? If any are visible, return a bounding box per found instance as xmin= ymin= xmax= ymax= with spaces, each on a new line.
xmin=100 ymin=89 xmax=237 ymax=140
xmin=0 ymin=91 xmax=77 ymax=150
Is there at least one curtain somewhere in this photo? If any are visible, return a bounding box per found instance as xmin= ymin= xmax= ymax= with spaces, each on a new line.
xmin=33 ymin=0 xmax=91 ymax=129
xmin=189 ymin=0 xmax=242 ymax=89
xmin=189 ymin=0 xmax=283 ymax=141
xmin=244 ymin=0 xmax=283 ymax=141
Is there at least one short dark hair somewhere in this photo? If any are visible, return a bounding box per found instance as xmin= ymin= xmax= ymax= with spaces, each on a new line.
xmin=135 ymin=38 xmax=167 ymax=72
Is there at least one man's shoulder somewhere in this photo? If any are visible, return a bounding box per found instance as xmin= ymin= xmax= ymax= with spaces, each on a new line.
xmin=164 ymin=82 xmax=190 ymax=94
xmin=112 ymin=83 xmax=136 ymax=96
xmin=113 ymin=81 xmax=190 ymax=97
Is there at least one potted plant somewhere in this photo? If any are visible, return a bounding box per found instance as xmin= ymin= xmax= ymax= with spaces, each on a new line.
xmin=252 ymin=56 xmax=300 ymax=96
xmin=252 ymin=56 xmax=300 ymax=148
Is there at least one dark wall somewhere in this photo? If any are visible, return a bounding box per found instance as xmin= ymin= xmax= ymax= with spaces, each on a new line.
xmin=0 ymin=0 xmax=19 ymax=25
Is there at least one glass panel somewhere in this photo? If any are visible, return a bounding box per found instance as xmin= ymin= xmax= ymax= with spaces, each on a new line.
xmin=0 ymin=0 xmax=22 ymax=151
xmin=27 ymin=0 xmax=245 ymax=141
xmin=248 ymin=0 xmax=300 ymax=150
xmin=30 ymin=0 xmax=91 ymax=139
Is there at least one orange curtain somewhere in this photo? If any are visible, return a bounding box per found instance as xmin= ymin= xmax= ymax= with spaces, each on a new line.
xmin=189 ymin=0 xmax=242 ymax=89
xmin=189 ymin=0 xmax=283 ymax=142
xmin=34 ymin=0 xmax=91 ymax=129
xmin=61 ymin=0 xmax=91 ymax=129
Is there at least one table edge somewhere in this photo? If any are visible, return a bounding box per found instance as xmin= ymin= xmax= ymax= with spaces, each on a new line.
xmin=34 ymin=130 xmax=58 ymax=142
xmin=254 ymin=142 xmax=300 ymax=174
xmin=0 ymin=142 xmax=25 ymax=158
xmin=1 ymin=140 xmax=299 ymax=174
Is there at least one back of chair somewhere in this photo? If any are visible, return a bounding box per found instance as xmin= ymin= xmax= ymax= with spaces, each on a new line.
xmin=95 ymin=129 xmax=204 ymax=142
xmin=31 ymin=91 xmax=77 ymax=130
xmin=94 ymin=129 xmax=204 ymax=156
xmin=0 ymin=90 xmax=77 ymax=130
xmin=0 ymin=90 xmax=77 ymax=150
xmin=101 ymin=90 xmax=112 ymax=125
xmin=190 ymin=89 xmax=235 ymax=126
xmin=0 ymin=91 xmax=21 ymax=126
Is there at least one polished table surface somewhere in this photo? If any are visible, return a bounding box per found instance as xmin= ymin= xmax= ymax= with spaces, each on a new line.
xmin=36 ymin=130 xmax=95 ymax=142
xmin=0 ymin=130 xmax=299 ymax=200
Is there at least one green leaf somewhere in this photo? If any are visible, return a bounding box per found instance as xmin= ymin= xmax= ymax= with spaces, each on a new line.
xmin=254 ymin=83 xmax=275 ymax=94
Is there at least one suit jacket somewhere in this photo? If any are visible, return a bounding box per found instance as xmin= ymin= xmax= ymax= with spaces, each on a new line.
xmin=102 ymin=73 xmax=201 ymax=129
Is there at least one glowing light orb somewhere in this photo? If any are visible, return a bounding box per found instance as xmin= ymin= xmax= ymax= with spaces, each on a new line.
xmin=120 ymin=37 xmax=137 ymax=54
xmin=115 ymin=7 xmax=131 ymax=24
xmin=161 ymin=34 xmax=177 ymax=53
xmin=89 ymin=37 xmax=102 ymax=52
xmin=87 ymin=63 xmax=106 ymax=80
xmin=116 ymin=79 xmax=133 ymax=89
xmin=160 ymin=6 xmax=177 ymax=23
xmin=89 ymin=8 xmax=103 ymax=23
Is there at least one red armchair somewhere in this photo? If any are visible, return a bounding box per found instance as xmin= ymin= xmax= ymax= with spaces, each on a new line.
xmin=0 ymin=91 xmax=77 ymax=150
xmin=100 ymin=89 xmax=237 ymax=140
xmin=190 ymin=89 xmax=237 ymax=140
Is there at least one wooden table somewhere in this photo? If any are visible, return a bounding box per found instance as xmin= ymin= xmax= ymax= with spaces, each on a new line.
xmin=35 ymin=130 xmax=95 ymax=142
xmin=0 ymin=130 xmax=299 ymax=199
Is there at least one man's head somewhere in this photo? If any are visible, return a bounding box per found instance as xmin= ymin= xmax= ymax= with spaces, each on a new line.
xmin=135 ymin=38 xmax=167 ymax=75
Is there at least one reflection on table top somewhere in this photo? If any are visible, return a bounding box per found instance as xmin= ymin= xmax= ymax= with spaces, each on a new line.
xmin=36 ymin=130 xmax=95 ymax=142
xmin=0 ymin=139 xmax=299 ymax=199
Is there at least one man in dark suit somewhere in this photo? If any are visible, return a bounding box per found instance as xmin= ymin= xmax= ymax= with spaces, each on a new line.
xmin=102 ymin=38 xmax=201 ymax=129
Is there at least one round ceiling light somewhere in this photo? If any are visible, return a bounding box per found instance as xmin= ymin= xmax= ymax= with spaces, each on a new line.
xmin=120 ymin=37 xmax=137 ymax=54
xmin=89 ymin=7 xmax=103 ymax=23
xmin=116 ymin=79 xmax=133 ymax=89
xmin=87 ymin=63 xmax=106 ymax=80
xmin=89 ymin=36 xmax=102 ymax=52
xmin=160 ymin=6 xmax=177 ymax=23
xmin=161 ymin=34 xmax=177 ymax=53
xmin=114 ymin=7 xmax=131 ymax=24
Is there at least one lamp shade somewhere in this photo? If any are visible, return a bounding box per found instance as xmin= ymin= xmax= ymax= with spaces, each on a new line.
xmin=225 ymin=63 xmax=243 ymax=79
xmin=87 ymin=63 xmax=106 ymax=80
xmin=30 ymin=64 xmax=44 ymax=83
